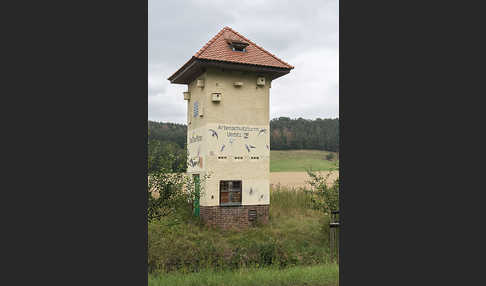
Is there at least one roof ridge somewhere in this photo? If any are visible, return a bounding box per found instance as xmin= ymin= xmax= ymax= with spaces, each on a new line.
xmin=194 ymin=26 xmax=293 ymax=69
xmin=224 ymin=26 xmax=294 ymax=69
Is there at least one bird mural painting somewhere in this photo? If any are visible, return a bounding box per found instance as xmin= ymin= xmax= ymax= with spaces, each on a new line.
xmin=208 ymin=129 xmax=218 ymax=140
xmin=187 ymin=145 xmax=202 ymax=168
xmin=188 ymin=157 xmax=198 ymax=167
xmin=245 ymin=144 xmax=256 ymax=153
xmin=223 ymin=138 xmax=234 ymax=153
xmin=258 ymin=128 xmax=267 ymax=136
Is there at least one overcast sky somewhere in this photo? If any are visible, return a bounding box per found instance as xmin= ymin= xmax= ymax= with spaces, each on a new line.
xmin=148 ymin=0 xmax=338 ymax=124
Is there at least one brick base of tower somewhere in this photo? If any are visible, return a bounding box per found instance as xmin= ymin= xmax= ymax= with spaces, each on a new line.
xmin=200 ymin=205 xmax=269 ymax=229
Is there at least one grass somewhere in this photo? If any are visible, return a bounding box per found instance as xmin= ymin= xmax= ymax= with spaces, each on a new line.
xmin=148 ymin=187 xmax=333 ymax=273
xmin=148 ymin=263 xmax=339 ymax=286
xmin=270 ymin=150 xmax=339 ymax=172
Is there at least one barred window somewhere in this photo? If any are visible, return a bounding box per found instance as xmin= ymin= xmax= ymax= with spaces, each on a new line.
xmin=220 ymin=180 xmax=242 ymax=206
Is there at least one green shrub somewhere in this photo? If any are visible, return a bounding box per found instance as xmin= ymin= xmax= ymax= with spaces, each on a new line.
xmin=306 ymin=171 xmax=339 ymax=214
xmin=148 ymin=140 xmax=187 ymax=174
xmin=148 ymin=170 xmax=210 ymax=223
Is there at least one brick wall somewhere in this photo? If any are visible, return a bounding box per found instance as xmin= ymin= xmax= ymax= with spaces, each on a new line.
xmin=200 ymin=205 xmax=269 ymax=229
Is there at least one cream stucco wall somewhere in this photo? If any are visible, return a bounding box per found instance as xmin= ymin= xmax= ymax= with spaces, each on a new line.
xmin=185 ymin=68 xmax=271 ymax=206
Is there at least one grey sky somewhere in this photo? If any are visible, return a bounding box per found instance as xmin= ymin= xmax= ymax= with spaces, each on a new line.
xmin=149 ymin=0 xmax=338 ymax=124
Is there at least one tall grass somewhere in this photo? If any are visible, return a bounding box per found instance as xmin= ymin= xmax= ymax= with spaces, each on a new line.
xmin=148 ymin=264 xmax=339 ymax=286
xmin=148 ymin=186 xmax=332 ymax=273
xmin=270 ymin=184 xmax=314 ymax=215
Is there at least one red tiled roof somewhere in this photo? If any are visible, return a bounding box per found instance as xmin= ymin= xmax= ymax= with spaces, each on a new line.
xmin=194 ymin=27 xmax=293 ymax=69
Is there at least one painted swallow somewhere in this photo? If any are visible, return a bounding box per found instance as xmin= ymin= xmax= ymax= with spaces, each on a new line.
xmin=258 ymin=128 xmax=267 ymax=136
xmin=190 ymin=156 xmax=200 ymax=167
xmin=266 ymin=144 xmax=269 ymax=150
xmin=249 ymin=145 xmax=256 ymax=149
xmin=220 ymin=144 xmax=225 ymax=152
xmin=245 ymin=144 xmax=250 ymax=153
xmin=208 ymin=129 xmax=218 ymax=140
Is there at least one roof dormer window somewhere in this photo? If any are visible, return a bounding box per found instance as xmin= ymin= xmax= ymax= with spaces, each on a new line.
xmin=232 ymin=45 xmax=246 ymax=52
xmin=229 ymin=41 xmax=248 ymax=52
xmin=224 ymin=31 xmax=249 ymax=52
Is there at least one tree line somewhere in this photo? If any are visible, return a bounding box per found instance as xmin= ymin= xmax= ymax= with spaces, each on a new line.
xmin=148 ymin=121 xmax=187 ymax=149
xmin=270 ymin=117 xmax=339 ymax=152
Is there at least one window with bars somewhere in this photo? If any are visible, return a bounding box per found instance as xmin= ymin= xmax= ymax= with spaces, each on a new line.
xmin=220 ymin=180 xmax=242 ymax=206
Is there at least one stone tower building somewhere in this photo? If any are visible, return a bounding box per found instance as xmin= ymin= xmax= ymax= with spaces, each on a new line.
xmin=168 ymin=27 xmax=293 ymax=228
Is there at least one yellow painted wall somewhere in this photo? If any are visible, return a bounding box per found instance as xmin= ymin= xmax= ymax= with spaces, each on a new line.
xmin=186 ymin=68 xmax=271 ymax=206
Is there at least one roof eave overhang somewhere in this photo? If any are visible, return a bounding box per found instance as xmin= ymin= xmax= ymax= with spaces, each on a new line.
xmin=168 ymin=58 xmax=292 ymax=84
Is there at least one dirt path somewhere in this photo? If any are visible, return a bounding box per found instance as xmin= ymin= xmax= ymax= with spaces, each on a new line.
xmin=270 ymin=171 xmax=339 ymax=189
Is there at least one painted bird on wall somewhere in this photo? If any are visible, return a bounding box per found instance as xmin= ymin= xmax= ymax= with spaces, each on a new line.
xmin=220 ymin=144 xmax=225 ymax=152
xmin=208 ymin=129 xmax=218 ymax=140
xmin=258 ymin=128 xmax=267 ymax=136
xmin=188 ymin=157 xmax=198 ymax=167
xmin=245 ymin=144 xmax=256 ymax=153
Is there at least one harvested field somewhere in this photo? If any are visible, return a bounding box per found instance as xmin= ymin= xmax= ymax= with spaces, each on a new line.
xmin=270 ymin=171 xmax=339 ymax=189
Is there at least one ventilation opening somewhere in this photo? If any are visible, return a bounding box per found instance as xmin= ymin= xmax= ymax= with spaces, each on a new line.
xmin=248 ymin=209 xmax=257 ymax=222
xmin=226 ymin=37 xmax=249 ymax=52
xmin=232 ymin=45 xmax=246 ymax=52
